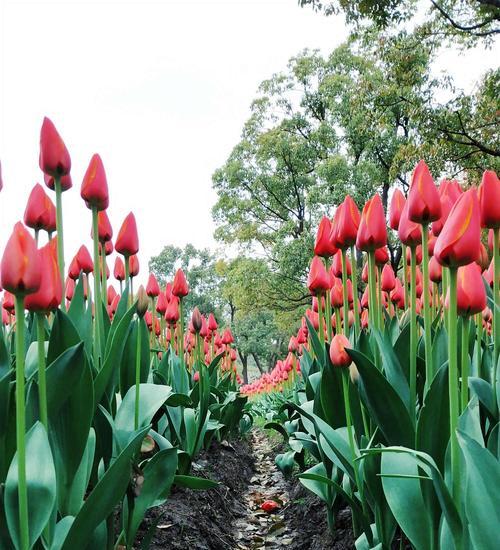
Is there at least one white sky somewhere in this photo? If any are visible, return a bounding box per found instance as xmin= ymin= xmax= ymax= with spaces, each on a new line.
xmin=0 ymin=0 xmax=498 ymax=286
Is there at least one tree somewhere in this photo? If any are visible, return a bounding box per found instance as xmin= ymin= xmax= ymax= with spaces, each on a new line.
xmin=298 ymin=1 xmax=500 ymax=43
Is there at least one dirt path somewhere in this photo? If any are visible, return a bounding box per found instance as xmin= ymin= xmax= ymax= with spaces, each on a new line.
xmin=234 ymin=430 xmax=297 ymax=549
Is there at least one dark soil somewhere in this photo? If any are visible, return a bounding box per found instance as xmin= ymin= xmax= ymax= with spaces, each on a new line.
xmin=134 ymin=438 xmax=254 ymax=549
xmin=135 ymin=430 xmax=355 ymax=549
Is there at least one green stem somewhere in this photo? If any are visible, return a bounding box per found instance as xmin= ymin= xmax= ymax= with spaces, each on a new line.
xmin=325 ymin=257 xmax=332 ymax=342
xmin=476 ymin=313 xmax=483 ymax=379
xmin=135 ymin=318 xmax=142 ymax=430
xmin=335 ymin=307 xmax=342 ymax=336
xmin=351 ymin=246 xmax=360 ymax=338
xmin=341 ymin=249 xmax=350 ymax=337
xmin=101 ymin=246 xmax=108 ymax=311
xmin=448 ymin=267 xmax=460 ymax=503
xmin=318 ymin=293 xmax=325 ymax=347
xmin=54 ymin=177 xmax=66 ymax=311
xmin=461 ymin=317 xmax=470 ymax=413
xmin=421 ymin=225 xmax=434 ymax=391
xmin=36 ymin=313 xmax=48 ymax=429
xmin=14 ymin=296 xmax=29 ymax=550
xmin=92 ymin=208 xmax=103 ymax=368
xmin=150 ymin=297 xmax=156 ymax=349
xmin=179 ymin=298 xmax=185 ymax=369
xmin=402 ymin=244 xmax=409 ymax=310
xmin=367 ymin=251 xmax=378 ymax=331
xmin=409 ymin=246 xmax=417 ymax=421
xmin=124 ymin=256 xmax=130 ymax=305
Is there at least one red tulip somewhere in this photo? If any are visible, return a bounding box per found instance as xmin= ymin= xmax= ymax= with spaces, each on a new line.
xmin=381 ymin=264 xmax=396 ymax=292
xmin=432 ymin=180 xmax=462 ymax=237
xmin=114 ymin=257 xmax=125 ymax=281
xmin=334 ymin=196 xmax=360 ymax=249
xmin=107 ymin=285 xmax=117 ymax=306
xmin=115 ymin=212 xmax=139 ymax=256
xmin=208 ymin=313 xmax=218 ymax=331
xmin=329 ymin=334 xmax=352 ymax=367
xmin=222 ymin=328 xmax=234 ymax=345
xmin=389 ymin=189 xmax=406 ymax=231
xmin=156 ymin=292 xmax=168 ymax=314
xmin=165 ymin=296 xmax=180 ymax=324
xmin=454 ymin=263 xmax=486 ymax=317
xmin=97 ymin=211 xmax=113 ymax=242
xmin=146 ymin=273 xmax=160 ymax=297
xmin=45 ymin=195 xmax=57 ymax=233
xmin=374 ymin=246 xmax=389 ymax=266
xmin=261 ymin=500 xmax=279 ymax=513
xmin=307 ymin=256 xmax=331 ymax=296
xmin=39 ymin=117 xmax=71 ymax=178
xmin=172 ymin=268 xmax=189 ymax=297
xmin=129 ymin=254 xmax=139 ymax=277
xmin=191 ymin=307 xmax=203 ymax=333
xmin=68 ymin=256 xmax=81 ymax=280
xmin=477 ymin=243 xmax=489 ymax=271
xmin=398 ymin=201 xmax=422 ymax=247
xmin=193 ymin=371 xmax=200 ymax=382
xmin=1 ymin=222 xmax=41 ymax=295
xmin=65 ymin=277 xmax=75 ymax=301
xmin=25 ymin=239 xmax=62 ymax=312
xmin=407 ymin=160 xmax=441 ymax=223
xmin=390 ymin=278 xmax=404 ymax=305
xmin=405 ymin=245 xmax=422 ymax=265
xmin=81 ymin=154 xmax=109 ymax=211
xmin=330 ymin=276 xmax=344 ymax=308
xmin=24 ymin=184 xmax=51 ymax=231
xmin=332 ymin=250 xmax=351 ymax=277
xmin=76 ymin=245 xmax=93 ymax=274
xmin=429 ymin=256 xmax=442 ymax=283
xmin=314 ymin=216 xmax=337 ymax=257
xmin=356 ymin=195 xmax=387 ymax=252
xmin=44 ymin=173 xmax=72 ymax=192
xmin=3 ymin=291 xmax=15 ymax=313
xmin=478 ymin=170 xmax=500 ymax=229
xmin=434 ymin=189 xmax=481 ymax=267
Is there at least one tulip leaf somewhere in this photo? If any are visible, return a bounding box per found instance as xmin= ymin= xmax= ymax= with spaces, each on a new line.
xmin=372 ymin=329 xmax=409 ymax=409
xmin=298 ymin=463 xmax=330 ymax=504
xmin=319 ymin=362 xmax=346 ymax=428
xmin=305 ymin=317 xmax=326 ymax=366
xmin=47 ymin=310 xmax=81 ymax=365
xmin=5 ymin=422 xmax=56 ymax=550
xmin=457 ymin=431 xmax=500 ymax=550
xmin=126 ymin=447 xmax=178 ymax=544
xmin=119 ymin=318 xmax=149 ymax=397
xmin=468 ymin=377 xmax=496 ymax=419
xmin=50 ymin=517 xmax=75 ymax=550
xmin=173 ymin=475 xmax=218 ymax=490
xmin=417 ymin=364 xmax=449 ymax=472
xmin=60 ymin=426 xmax=149 ymax=550
xmin=381 ymin=452 xmax=432 ymax=550
xmin=347 ymin=348 xmax=414 ymax=447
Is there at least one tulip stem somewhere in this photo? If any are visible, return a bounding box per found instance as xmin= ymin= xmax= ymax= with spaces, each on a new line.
xmin=350 ymin=247 xmax=360 ymax=337
xmin=476 ymin=313 xmax=483 ymax=379
xmin=367 ymin=251 xmax=377 ymax=331
xmin=461 ymin=317 xmax=469 ymax=413
xmin=91 ymin=208 xmax=103 ymax=367
xmin=135 ymin=318 xmax=142 ymax=430
xmin=421 ymin=224 xmax=434 ymax=391
xmin=325 ymin=258 xmax=332 ymax=342
xmin=317 ymin=293 xmax=325 ymax=347
xmin=101 ymin=246 xmax=108 ymax=312
xmin=402 ymin=244 xmax=409 ymax=309
xmin=36 ymin=313 xmax=48 ymax=429
xmin=409 ymin=246 xmax=417 ymax=421
xmin=335 ymin=307 xmax=342 ymax=336
xmin=124 ymin=256 xmax=130 ymax=305
xmin=179 ymin=298 xmax=185 ymax=369
xmin=54 ymin=177 xmax=66 ymax=311
xmin=341 ymin=249 xmax=350 ymax=337
xmin=448 ymin=267 xmax=461 ymax=503
xmin=14 ymin=295 xmax=29 ymax=550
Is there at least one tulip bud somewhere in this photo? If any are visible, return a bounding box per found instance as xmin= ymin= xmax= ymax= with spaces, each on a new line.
xmin=389 ymin=189 xmax=405 ymax=231
xmin=374 ymin=246 xmax=389 ymax=266
xmin=172 ymin=268 xmax=189 ymax=297
xmin=25 ymin=239 xmax=62 ymax=312
xmin=398 ymin=201 xmax=422 ymax=247
xmin=146 ymin=273 xmax=160 ymax=297
xmin=24 ymin=183 xmax=51 ymax=231
xmin=208 ymin=313 xmax=218 ymax=331
xmin=307 ymin=256 xmax=331 ymax=296
xmin=1 ymin=222 xmax=41 ymax=295
xmin=222 ymin=328 xmax=234 ymax=345
xmin=44 ymin=173 xmax=72 ymax=192
xmin=39 ymin=117 xmax=71 ymax=178
xmin=68 ymin=256 xmax=81 ymax=280
xmin=107 ymin=285 xmax=117 ymax=306
xmin=434 ymin=189 xmax=481 ymax=268
xmin=448 ymin=262 xmax=486 ymax=317
xmin=76 ymin=245 xmax=94 ymax=274
xmin=356 ymin=195 xmax=387 ymax=252
xmin=156 ymin=292 xmax=167 ymax=314
xmin=333 ymin=196 xmax=360 ymax=249
xmin=314 ymin=217 xmax=337 ymax=257
xmin=381 ymin=264 xmax=396 ymax=292
xmin=165 ymin=296 xmax=180 ymax=324
xmin=81 ymin=154 xmax=109 ymax=211
xmin=129 ymin=255 xmax=139 ymax=277
xmin=429 ymin=256 xmax=442 ymax=283
xmin=114 ymin=257 xmax=126 ymax=281
xmin=115 ymin=212 xmax=139 ymax=257
xmin=191 ymin=307 xmax=203 ymax=333
xmin=136 ymin=285 xmax=148 ymax=317
xmin=97 ymin=210 xmax=113 ymax=242
xmin=329 ymin=334 xmax=352 ymax=367
xmin=407 ymin=160 xmax=441 ymax=223
xmin=478 ymin=170 xmax=500 ymax=229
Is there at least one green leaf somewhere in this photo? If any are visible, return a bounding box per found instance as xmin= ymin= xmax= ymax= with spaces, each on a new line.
xmin=468 ymin=377 xmax=496 ymax=419
xmin=5 ymin=422 xmax=56 ymax=549
xmin=319 ymin=362 xmax=346 ymax=428
xmin=115 ymin=384 xmax=172 ymax=432
xmin=298 ymin=463 xmax=330 ymax=504
xmin=417 ymin=364 xmax=449 ymax=472
xmin=126 ymin=448 xmax=178 ymax=544
xmin=348 ymin=348 xmax=414 ymax=447
xmin=173 ymin=475 xmax=218 ymax=490
xmin=60 ymin=426 xmax=149 ymax=550
xmin=47 ymin=310 xmax=81 ymax=365
xmin=305 ymin=317 xmax=326 ymax=366
xmin=381 ymin=452 xmax=432 ymax=550
xmin=457 ymin=431 xmax=500 ymax=550
xmin=50 ymin=517 xmax=74 ymax=550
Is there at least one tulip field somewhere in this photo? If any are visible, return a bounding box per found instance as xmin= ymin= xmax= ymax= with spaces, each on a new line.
xmin=1 ymin=117 xmax=499 ymax=550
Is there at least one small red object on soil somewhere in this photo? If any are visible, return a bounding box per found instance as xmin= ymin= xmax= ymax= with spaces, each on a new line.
xmin=261 ymin=500 xmax=279 ymax=513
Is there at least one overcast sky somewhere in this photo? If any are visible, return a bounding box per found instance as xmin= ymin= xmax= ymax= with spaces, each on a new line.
xmin=0 ymin=0 xmax=498 ymax=286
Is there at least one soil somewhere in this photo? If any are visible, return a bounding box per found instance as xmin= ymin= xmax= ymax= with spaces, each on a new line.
xmin=135 ymin=430 xmax=355 ymax=549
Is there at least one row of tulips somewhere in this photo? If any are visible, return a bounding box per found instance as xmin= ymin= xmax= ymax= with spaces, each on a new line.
xmin=244 ymin=162 xmax=500 ymax=550
xmin=0 ymin=118 xmax=249 ymax=550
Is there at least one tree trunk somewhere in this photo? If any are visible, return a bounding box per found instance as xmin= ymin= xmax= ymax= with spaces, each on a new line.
xmin=239 ymin=351 xmax=249 ymax=384
xmin=252 ymin=353 xmax=264 ymax=374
